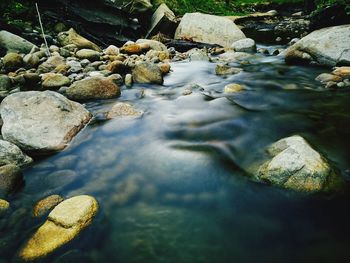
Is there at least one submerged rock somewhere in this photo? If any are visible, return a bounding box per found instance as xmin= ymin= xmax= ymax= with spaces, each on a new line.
xmin=0 ymin=30 xmax=37 ymax=54
xmin=0 ymin=91 xmax=92 ymax=154
xmin=0 ymin=164 xmax=22 ymax=196
xmin=224 ymin=83 xmax=244 ymax=93
xmin=285 ymin=25 xmax=350 ymax=67
xmin=20 ymin=195 xmax=98 ymax=261
xmin=215 ymin=64 xmax=242 ymax=76
xmin=106 ymin=102 xmax=143 ymax=119
xmin=175 ymin=12 xmax=246 ymax=47
xmin=256 ymin=135 xmax=342 ymax=192
xmin=0 ymin=199 xmax=9 ymax=213
xmin=0 ymin=140 xmax=33 ymax=167
xmin=33 ymin=195 xmax=64 ymax=218
xmin=66 ymin=77 xmax=121 ymax=100
xmin=58 ymin=28 xmax=101 ymax=52
xmin=132 ymin=62 xmax=163 ymax=84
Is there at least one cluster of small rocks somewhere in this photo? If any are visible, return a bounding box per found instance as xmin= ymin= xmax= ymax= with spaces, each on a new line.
xmin=316 ymin=67 xmax=350 ymax=89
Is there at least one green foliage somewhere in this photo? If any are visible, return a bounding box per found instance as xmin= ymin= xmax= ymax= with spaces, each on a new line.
xmin=315 ymin=0 xmax=350 ymax=14
xmin=1 ymin=0 xmax=34 ymax=29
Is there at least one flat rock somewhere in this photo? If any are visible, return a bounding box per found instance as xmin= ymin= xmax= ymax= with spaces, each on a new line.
xmin=0 ymin=140 xmax=33 ymax=167
xmin=0 ymin=91 xmax=92 ymax=154
xmin=66 ymin=77 xmax=121 ymax=101
xmin=42 ymin=74 xmax=71 ymax=90
xmin=256 ymin=135 xmax=342 ymax=192
xmin=285 ymin=25 xmax=350 ymax=67
xmin=0 ymin=30 xmax=37 ymax=54
xmin=75 ymin=49 xmax=101 ymax=61
xmin=175 ymin=12 xmax=246 ymax=47
xmin=20 ymin=195 xmax=98 ymax=261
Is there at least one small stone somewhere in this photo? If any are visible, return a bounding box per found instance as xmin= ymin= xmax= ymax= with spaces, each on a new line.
xmin=215 ymin=64 xmax=242 ymax=76
xmin=0 ymin=75 xmax=12 ymax=91
xmin=231 ymin=38 xmax=256 ymax=53
xmin=159 ymin=62 xmax=171 ymax=74
xmin=33 ymin=195 xmax=64 ymax=217
xmin=315 ymin=73 xmax=342 ymax=83
xmin=224 ymin=83 xmax=244 ymax=93
xmin=0 ymin=164 xmax=22 ymax=195
xmin=75 ymin=49 xmax=100 ymax=61
xmin=0 ymin=199 xmax=9 ymax=213
xmin=125 ymin=74 xmax=133 ymax=87
xmin=3 ymin=53 xmax=23 ymax=72
xmin=23 ymin=53 xmax=40 ymax=68
xmin=325 ymin=81 xmax=338 ymax=89
xmin=104 ymin=45 xmax=119 ymax=56
xmin=106 ymin=102 xmax=143 ymax=119
xmin=120 ymin=43 xmax=150 ymax=55
xmin=42 ymin=74 xmax=71 ymax=90
xmin=106 ymin=60 xmax=127 ymax=74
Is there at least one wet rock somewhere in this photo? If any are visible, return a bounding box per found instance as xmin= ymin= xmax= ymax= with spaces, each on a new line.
xmin=33 ymin=195 xmax=64 ymax=218
xmin=0 ymin=91 xmax=92 ymax=154
xmin=136 ymin=39 xmax=167 ymax=52
xmin=159 ymin=63 xmax=171 ymax=74
xmin=132 ymin=62 xmax=163 ymax=84
xmin=218 ymin=51 xmax=255 ymax=62
xmin=38 ymin=55 xmax=65 ymax=73
xmin=75 ymin=49 xmax=101 ymax=61
xmin=20 ymin=195 xmax=98 ymax=261
xmin=66 ymin=77 xmax=121 ymax=101
xmin=0 ymin=199 xmax=9 ymax=213
xmin=187 ymin=48 xmax=209 ymax=61
xmin=120 ymin=43 xmax=150 ymax=55
xmin=175 ymin=13 xmax=246 ymax=47
xmin=0 ymin=164 xmax=22 ymax=196
xmin=256 ymin=135 xmax=342 ymax=192
xmin=0 ymin=30 xmax=37 ymax=54
xmin=3 ymin=53 xmax=23 ymax=72
xmin=106 ymin=102 xmax=143 ymax=119
xmin=315 ymin=73 xmax=342 ymax=84
xmin=285 ymin=25 xmax=350 ymax=67
xmin=215 ymin=64 xmax=242 ymax=76
xmin=332 ymin=67 xmax=350 ymax=78
xmin=0 ymin=140 xmax=33 ymax=167
xmin=224 ymin=83 xmax=244 ymax=93
xmin=125 ymin=74 xmax=133 ymax=87
xmin=42 ymin=74 xmax=71 ymax=90
xmin=231 ymin=38 xmax=256 ymax=53
xmin=57 ymin=28 xmax=101 ymax=52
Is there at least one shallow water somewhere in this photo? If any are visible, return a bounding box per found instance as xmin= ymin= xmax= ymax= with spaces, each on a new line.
xmin=2 ymin=51 xmax=350 ymax=263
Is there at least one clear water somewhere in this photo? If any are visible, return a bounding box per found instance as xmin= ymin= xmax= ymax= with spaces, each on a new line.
xmin=2 ymin=52 xmax=350 ymax=263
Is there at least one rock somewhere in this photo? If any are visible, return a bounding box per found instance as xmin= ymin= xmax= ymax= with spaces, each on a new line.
xmin=57 ymin=28 xmax=101 ymax=52
xmin=66 ymin=77 xmax=121 ymax=101
xmin=315 ymin=73 xmax=342 ymax=83
xmin=3 ymin=53 xmax=23 ymax=72
xmin=106 ymin=61 xmax=127 ymax=74
xmin=0 ymin=140 xmax=33 ymax=167
xmin=23 ymin=53 xmax=40 ymax=68
xmin=38 ymin=55 xmax=65 ymax=73
xmin=285 ymin=25 xmax=350 ymax=67
xmin=104 ymin=45 xmax=119 ymax=56
xmin=0 ymin=199 xmax=9 ymax=213
xmin=0 ymin=75 xmax=12 ymax=91
xmin=231 ymin=38 xmax=256 ymax=53
xmin=218 ymin=51 xmax=255 ymax=62
xmin=125 ymin=74 xmax=133 ymax=87
xmin=146 ymin=3 xmax=178 ymax=38
xmin=159 ymin=63 xmax=171 ymax=74
xmin=224 ymin=83 xmax=244 ymax=93
xmin=106 ymin=102 xmax=143 ymax=119
xmin=0 ymin=30 xmax=37 ymax=54
xmin=75 ymin=49 xmax=100 ymax=61
xmin=23 ymin=73 xmax=41 ymax=91
xmin=215 ymin=64 xmax=242 ymax=76
xmin=66 ymin=60 xmax=82 ymax=73
xmin=132 ymin=62 xmax=163 ymax=84
xmin=136 ymin=39 xmax=167 ymax=52
xmin=256 ymin=135 xmax=342 ymax=192
xmin=120 ymin=43 xmax=150 ymax=55
xmin=0 ymin=91 xmax=91 ymax=154
xmin=175 ymin=13 xmax=246 ymax=47
xmin=187 ymin=48 xmax=209 ymax=61
xmin=42 ymin=74 xmax=71 ymax=90
xmin=0 ymin=164 xmax=22 ymax=195
xmin=20 ymin=195 xmax=98 ymax=261
xmin=332 ymin=67 xmax=350 ymax=78
xmin=325 ymin=81 xmax=338 ymax=89
xmin=33 ymin=195 xmax=64 ymax=217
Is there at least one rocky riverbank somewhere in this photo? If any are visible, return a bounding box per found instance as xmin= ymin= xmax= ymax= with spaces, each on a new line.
xmin=1 ymin=2 xmax=350 ymax=260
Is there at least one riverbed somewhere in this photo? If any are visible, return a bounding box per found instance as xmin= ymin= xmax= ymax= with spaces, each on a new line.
xmin=1 ymin=48 xmax=350 ymax=263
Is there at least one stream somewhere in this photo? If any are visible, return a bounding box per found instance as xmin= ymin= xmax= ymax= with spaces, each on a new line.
xmin=1 ymin=46 xmax=350 ymax=263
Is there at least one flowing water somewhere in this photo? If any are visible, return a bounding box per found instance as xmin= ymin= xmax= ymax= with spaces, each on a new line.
xmin=2 ymin=48 xmax=350 ymax=263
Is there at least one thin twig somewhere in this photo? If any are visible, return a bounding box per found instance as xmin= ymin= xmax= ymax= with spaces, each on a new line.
xmin=35 ymin=2 xmax=50 ymax=57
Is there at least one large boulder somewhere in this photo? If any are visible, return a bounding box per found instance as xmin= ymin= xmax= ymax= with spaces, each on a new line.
xmin=0 ymin=30 xmax=37 ymax=54
xmin=58 ymin=28 xmax=101 ymax=51
xmin=66 ymin=77 xmax=121 ymax=101
xmin=256 ymin=135 xmax=342 ymax=192
xmin=20 ymin=195 xmax=98 ymax=261
xmin=175 ymin=13 xmax=246 ymax=47
xmin=0 ymin=140 xmax=33 ymax=167
xmin=285 ymin=25 xmax=350 ymax=67
xmin=0 ymin=91 xmax=92 ymax=154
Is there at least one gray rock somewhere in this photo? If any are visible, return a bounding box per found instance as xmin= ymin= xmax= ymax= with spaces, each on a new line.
xmin=231 ymin=38 xmax=256 ymax=53
xmin=256 ymin=135 xmax=342 ymax=192
xmin=66 ymin=60 xmax=82 ymax=73
xmin=0 ymin=30 xmax=37 ymax=54
xmin=187 ymin=48 xmax=209 ymax=61
xmin=132 ymin=62 xmax=163 ymax=84
xmin=0 ymin=75 xmax=12 ymax=91
xmin=0 ymin=91 xmax=92 ymax=154
xmin=106 ymin=102 xmax=143 ymax=119
xmin=75 ymin=49 xmax=100 ymax=61
xmin=0 ymin=140 xmax=33 ymax=167
xmin=66 ymin=77 xmax=121 ymax=101
xmin=285 ymin=25 xmax=350 ymax=66
xmin=42 ymin=74 xmax=71 ymax=90
xmin=175 ymin=13 xmax=246 ymax=47
xmin=23 ymin=53 xmax=40 ymax=68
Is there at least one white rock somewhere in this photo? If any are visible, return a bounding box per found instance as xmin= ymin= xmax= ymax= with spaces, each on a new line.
xmin=231 ymin=38 xmax=256 ymax=53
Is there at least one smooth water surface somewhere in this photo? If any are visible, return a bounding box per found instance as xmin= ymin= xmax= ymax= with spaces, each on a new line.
xmin=1 ymin=52 xmax=350 ymax=263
